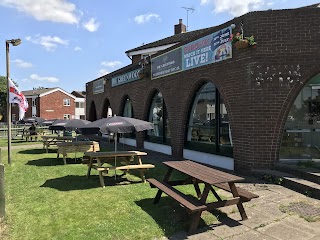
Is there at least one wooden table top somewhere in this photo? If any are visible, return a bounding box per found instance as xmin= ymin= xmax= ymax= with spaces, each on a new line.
xmin=84 ymin=151 xmax=147 ymax=157
xmin=42 ymin=135 xmax=74 ymax=140
xmin=163 ymin=160 xmax=244 ymax=185
xmin=56 ymin=141 xmax=95 ymax=147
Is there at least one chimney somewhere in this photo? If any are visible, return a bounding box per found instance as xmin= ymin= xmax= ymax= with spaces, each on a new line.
xmin=174 ymin=19 xmax=186 ymax=34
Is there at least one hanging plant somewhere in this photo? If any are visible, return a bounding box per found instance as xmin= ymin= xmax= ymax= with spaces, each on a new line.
xmin=231 ymin=32 xmax=257 ymax=49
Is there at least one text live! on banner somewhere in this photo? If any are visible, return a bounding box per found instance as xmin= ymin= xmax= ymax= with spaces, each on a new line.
xmin=151 ymin=26 xmax=232 ymax=79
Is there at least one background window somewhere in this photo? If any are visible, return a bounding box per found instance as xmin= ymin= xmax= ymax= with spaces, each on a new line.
xmin=63 ymin=114 xmax=71 ymax=120
xmin=76 ymin=102 xmax=84 ymax=108
xmin=280 ymin=73 xmax=320 ymax=160
xmin=122 ymin=98 xmax=134 ymax=138
xmin=186 ymin=82 xmax=232 ymax=157
xmin=63 ymin=99 xmax=71 ymax=106
xmin=147 ymin=92 xmax=170 ymax=144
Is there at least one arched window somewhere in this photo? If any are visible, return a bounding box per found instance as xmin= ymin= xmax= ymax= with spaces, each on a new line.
xmin=123 ymin=98 xmax=133 ymax=118
xmin=186 ymin=82 xmax=232 ymax=157
xmin=147 ymin=92 xmax=170 ymax=144
xmin=122 ymin=98 xmax=134 ymax=138
xmin=280 ymin=73 xmax=320 ymax=160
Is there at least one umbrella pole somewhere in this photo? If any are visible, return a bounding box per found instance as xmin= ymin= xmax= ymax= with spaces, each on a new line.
xmin=114 ymin=133 xmax=117 ymax=180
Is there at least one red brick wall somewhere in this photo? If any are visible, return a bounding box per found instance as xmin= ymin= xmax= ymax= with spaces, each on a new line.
xmin=12 ymin=90 xmax=75 ymax=120
xmin=86 ymin=7 xmax=320 ymax=171
xmin=39 ymin=91 xmax=75 ymax=119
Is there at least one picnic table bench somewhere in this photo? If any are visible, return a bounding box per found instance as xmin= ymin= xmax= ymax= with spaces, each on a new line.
xmin=84 ymin=151 xmax=155 ymax=187
xmin=56 ymin=141 xmax=100 ymax=164
xmin=147 ymin=160 xmax=258 ymax=234
xmin=42 ymin=135 xmax=74 ymax=153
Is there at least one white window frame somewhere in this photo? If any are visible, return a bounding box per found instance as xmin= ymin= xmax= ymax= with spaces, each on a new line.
xmin=63 ymin=114 xmax=71 ymax=120
xmin=63 ymin=99 xmax=71 ymax=106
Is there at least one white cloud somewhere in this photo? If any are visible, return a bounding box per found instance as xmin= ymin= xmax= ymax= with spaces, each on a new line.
xmin=12 ymin=59 xmax=33 ymax=68
xmin=200 ymin=0 xmax=268 ymax=17
xmin=25 ymin=35 xmax=68 ymax=51
xmin=74 ymin=46 xmax=82 ymax=51
xmin=101 ymin=61 xmax=122 ymax=68
xmin=30 ymin=73 xmax=59 ymax=82
xmin=98 ymin=69 xmax=110 ymax=77
xmin=134 ymin=13 xmax=160 ymax=24
xmin=82 ymin=18 xmax=100 ymax=32
xmin=0 ymin=0 xmax=79 ymax=24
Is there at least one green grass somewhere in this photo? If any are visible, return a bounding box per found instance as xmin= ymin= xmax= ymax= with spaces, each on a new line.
xmin=1 ymin=144 xmax=225 ymax=240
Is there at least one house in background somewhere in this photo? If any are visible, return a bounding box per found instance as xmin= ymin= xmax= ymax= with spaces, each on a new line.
xmin=71 ymin=90 xmax=86 ymax=120
xmin=11 ymin=87 xmax=86 ymax=121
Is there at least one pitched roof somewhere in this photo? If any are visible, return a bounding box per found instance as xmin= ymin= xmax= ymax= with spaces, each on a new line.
xmin=71 ymin=91 xmax=86 ymax=98
xmin=22 ymin=88 xmax=57 ymax=96
xmin=125 ymin=26 xmax=215 ymax=54
xmin=23 ymin=87 xmax=76 ymax=99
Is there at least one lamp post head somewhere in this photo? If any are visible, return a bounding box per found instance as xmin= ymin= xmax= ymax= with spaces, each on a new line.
xmin=7 ymin=38 xmax=22 ymax=46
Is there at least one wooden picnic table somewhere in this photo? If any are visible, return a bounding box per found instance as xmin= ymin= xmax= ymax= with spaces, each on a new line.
xmin=42 ymin=135 xmax=74 ymax=153
xmin=84 ymin=151 xmax=155 ymax=187
xmin=56 ymin=141 xmax=100 ymax=165
xmin=147 ymin=160 xmax=258 ymax=234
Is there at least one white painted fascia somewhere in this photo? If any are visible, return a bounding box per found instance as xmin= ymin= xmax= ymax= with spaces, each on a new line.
xmin=39 ymin=88 xmax=77 ymax=99
xmin=126 ymin=43 xmax=178 ymax=57
xmin=75 ymin=97 xmax=85 ymax=103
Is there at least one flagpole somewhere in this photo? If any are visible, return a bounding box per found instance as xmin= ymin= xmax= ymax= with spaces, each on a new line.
xmin=6 ymin=41 xmax=12 ymax=165
xmin=6 ymin=39 xmax=22 ymax=165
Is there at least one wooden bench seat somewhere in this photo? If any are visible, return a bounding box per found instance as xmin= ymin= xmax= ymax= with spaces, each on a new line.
xmin=213 ymin=183 xmax=258 ymax=202
xmin=147 ymin=178 xmax=207 ymax=214
xmin=94 ymin=164 xmax=155 ymax=172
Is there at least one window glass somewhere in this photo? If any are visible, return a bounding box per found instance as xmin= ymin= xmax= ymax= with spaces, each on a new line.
xmin=63 ymin=99 xmax=71 ymax=106
xmin=123 ymin=98 xmax=133 ymax=118
xmin=63 ymin=114 xmax=70 ymax=120
xmin=122 ymin=98 xmax=135 ymax=138
xmin=147 ymin=92 xmax=170 ymax=143
xmin=280 ymin=73 xmax=320 ymax=160
xmin=186 ymin=82 xmax=232 ymax=157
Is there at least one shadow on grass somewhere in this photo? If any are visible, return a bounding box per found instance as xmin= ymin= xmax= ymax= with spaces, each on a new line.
xmin=40 ymin=175 xmax=100 ymax=191
xmin=19 ymin=148 xmax=57 ymax=154
xmin=135 ymin=197 xmax=242 ymax=238
xmin=41 ymin=174 xmax=143 ymax=191
xmin=26 ymin=157 xmax=84 ymax=166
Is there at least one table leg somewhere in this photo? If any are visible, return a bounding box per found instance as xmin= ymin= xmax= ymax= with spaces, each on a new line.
xmin=229 ymin=182 xmax=248 ymax=220
xmin=86 ymin=157 xmax=93 ymax=177
xmin=192 ymin=179 xmax=202 ymax=198
xmin=63 ymin=154 xmax=67 ymax=165
xmin=154 ymin=167 xmax=174 ymax=203
xmin=97 ymin=158 xmax=105 ymax=188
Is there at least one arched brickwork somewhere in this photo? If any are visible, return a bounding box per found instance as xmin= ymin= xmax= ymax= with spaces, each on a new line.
xmin=86 ymin=7 xmax=320 ymax=171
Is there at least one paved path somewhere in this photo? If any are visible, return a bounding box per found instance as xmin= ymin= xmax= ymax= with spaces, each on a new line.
xmin=101 ymin=142 xmax=320 ymax=240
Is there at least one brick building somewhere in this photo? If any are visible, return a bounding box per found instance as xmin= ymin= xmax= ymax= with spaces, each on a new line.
xmin=12 ymin=87 xmax=83 ymax=121
xmin=85 ymin=4 xmax=320 ymax=172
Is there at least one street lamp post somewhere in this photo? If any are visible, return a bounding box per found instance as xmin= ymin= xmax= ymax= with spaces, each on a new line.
xmin=6 ymin=39 xmax=21 ymax=164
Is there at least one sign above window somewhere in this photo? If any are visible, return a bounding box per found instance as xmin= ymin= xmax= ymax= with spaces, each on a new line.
xmin=93 ymin=78 xmax=105 ymax=94
xmin=151 ymin=26 xmax=232 ymax=79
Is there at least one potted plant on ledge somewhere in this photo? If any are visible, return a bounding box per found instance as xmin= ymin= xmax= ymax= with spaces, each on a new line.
xmin=231 ymin=32 xmax=257 ymax=49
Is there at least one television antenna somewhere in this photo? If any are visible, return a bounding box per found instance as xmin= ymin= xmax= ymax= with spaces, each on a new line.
xmin=182 ymin=6 xmax=194 ymax=31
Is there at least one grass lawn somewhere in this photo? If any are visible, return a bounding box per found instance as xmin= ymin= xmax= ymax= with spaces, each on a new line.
xmin=0 ymin=142 xmax=225 ymax=240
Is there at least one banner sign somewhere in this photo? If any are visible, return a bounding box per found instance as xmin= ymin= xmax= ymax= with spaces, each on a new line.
xmin=111 ymin=69 xmax=141 ymax=87
xmin=151 ymin=26 xmax=232 ymax=79
xmin=151 ymin=48 xmax=182 ymax=79
xmin=93 ymin=78 xmax=104 ymax=94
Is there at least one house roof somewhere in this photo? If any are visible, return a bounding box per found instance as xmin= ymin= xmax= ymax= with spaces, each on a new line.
xmin=71 ymin=91 xmax=86 ymax=98
xmin=125 ymin=26 xmax=215 ymax=54
xmin=23 ymin=87 xmax=76 ymax=99
xmin=22 ymin=88 xmax=57 ymax=96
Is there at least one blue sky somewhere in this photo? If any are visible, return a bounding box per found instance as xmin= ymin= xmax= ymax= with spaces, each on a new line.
xmin=0 ymin=0 xmax=319 ymax=93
